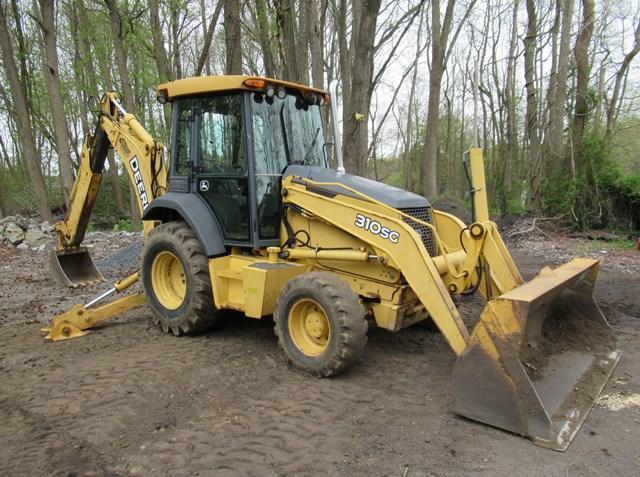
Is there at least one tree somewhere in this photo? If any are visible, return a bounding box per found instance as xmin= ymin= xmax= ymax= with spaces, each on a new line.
xmin=339 ymin=0 xmax=382 ymax=175
xmin=309 ymin=0 xmax=324 ymax=89
xmin=571 ymin=0 xmax=595 ymax=171
xmin=224 ymin=0 xmax=243 ymax=74
xmin=36 ymin=0 xmax=75 ymax=206
xmin=421 ymin=0 xmax=475 ymax=199
xmin=545 ymin=0 xmax=574 ymax=174
xmin=604 ymin=20 xmax=640 ymax=145
xmin=524 ymin=0 xmax=542 ymax=212
xmin=0 ymin=1 xmax=52 ymax=221
xmin=104 ymin=0 xmax=142 ymax=228
xmin=149 ymin=0 xmax=173 ymax=82
xmin=195 ymin=1 xmax=224 ymax=76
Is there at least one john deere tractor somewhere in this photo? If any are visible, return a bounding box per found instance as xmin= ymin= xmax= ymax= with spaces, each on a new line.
xmin=45 ymin=76 xmax=620 ymax=451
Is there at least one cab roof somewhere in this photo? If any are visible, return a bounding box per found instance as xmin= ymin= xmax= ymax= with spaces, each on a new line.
xmin=157 ymin=75 xmax=328 ymax=101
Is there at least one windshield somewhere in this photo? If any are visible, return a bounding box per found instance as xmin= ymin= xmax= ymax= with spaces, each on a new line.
xmin=251 ymin=92 xmax=327 ymax=173
xmin=251 ymin=91 xmax=326 ymax=240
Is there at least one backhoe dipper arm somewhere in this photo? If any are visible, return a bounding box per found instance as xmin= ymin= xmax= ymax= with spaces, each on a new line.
xmin=54 ymin=92 xmax=167 ymax=251
xmin=51 ymin=92 xmax=167 ymax=287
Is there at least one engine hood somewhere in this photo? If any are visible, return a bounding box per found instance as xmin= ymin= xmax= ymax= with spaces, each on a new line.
xmin=282 ymin=165 xmax=430 ymax=209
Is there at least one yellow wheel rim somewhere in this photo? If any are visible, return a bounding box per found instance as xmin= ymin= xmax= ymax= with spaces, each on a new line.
xmin=151 ymin=251 xmax=186 ymax=310
xmin=288 ymin=298 xmax=330 ymax=357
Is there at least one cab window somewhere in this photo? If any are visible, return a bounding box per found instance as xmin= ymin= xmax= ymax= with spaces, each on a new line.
xmin=173 ymin=99 xmax=194 ymax=175
xmin=199 ymin=95 xmax=245 ymax=175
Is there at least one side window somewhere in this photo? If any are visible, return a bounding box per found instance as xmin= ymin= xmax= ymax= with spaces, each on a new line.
xmin=174 ymin=99 xmax=193 ymax=175
xmin=199 ymin=95 xmax=245 ymax=175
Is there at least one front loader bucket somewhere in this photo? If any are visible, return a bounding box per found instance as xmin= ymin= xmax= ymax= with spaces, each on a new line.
xmin=50 ymin=248 xmax=104 ymax=287
xmin=452 ymin=258 xmax=620 ymax=451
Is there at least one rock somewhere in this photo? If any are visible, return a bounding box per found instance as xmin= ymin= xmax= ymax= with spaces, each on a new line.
xmin=0 ymin=216 xmax=17 ymax=225
xmin=40 ymin=221 xmax=54 ymax=233
xmin=16 ymin=242 xmax=29 ymax=250
xmin=24 ymin=228 xmax=51 ymax=247
xmin=4 ymin=222 xmax=25 ymax=245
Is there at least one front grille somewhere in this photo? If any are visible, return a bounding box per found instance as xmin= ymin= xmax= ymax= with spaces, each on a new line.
xmin=401 ymin=207 xmax=437 ymax=256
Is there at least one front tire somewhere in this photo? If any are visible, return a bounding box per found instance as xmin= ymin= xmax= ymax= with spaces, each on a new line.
xmin=274 ymin=272 xmax=368 ymax=377
xmin=141 ymin=221 xmax=222 ymax=335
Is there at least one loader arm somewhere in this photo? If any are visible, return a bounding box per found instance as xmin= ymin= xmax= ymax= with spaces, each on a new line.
xmin=280 ymin=171 xmax=527 ymax=357
xmin=51 ymin=92 xmax=167 ymax=286
xmin=281 ymin=149 xmax=619 ymax=450
xmin=281 ymin=175 xmax=471 ymax=355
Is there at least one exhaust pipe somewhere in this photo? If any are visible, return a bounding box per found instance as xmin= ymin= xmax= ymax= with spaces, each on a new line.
xmin=328 ymin=80 xmax=345 ymax=174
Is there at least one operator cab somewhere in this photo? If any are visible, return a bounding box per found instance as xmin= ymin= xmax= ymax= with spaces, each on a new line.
xmin=160 ymin=76 xmax=329 ymax=248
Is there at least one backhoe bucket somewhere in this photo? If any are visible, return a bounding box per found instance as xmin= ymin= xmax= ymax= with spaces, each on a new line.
xmin=452 ymin=258 xmax=620 ymax=451
xmin=50 ymin=248 xmax=104 ymax=287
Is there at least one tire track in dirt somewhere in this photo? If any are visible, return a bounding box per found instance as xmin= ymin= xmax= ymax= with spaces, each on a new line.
xmin=0 ymin=396 xmax=116 ymax=477
xmin=119 ymin=374 xmax=360 ymax=476
xmin=4 ymin=338 xmax=217 ymax=447
xmin=116 ymin=325 xmax=462 ymax=476
xmin=0 ymin=324 xmax=268 ymax=476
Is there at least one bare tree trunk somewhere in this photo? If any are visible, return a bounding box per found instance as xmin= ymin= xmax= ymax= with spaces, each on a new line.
xmin=421 ymin=0 xmax=452 ymax=198
xmin=77 ymin=0 xmax=124 ymax=213
xmin=195 ymin=1 xmax=224 ymax=76
xmin=546 ymin=0 xmax=574 ymax=171
xmin=149 ymin=0 xmax=173 ymax=82
xmin=503 ymin=0 xmax=519 ymax=213
xmin=604 ymin=20 xmax=640 ymax=144
xmin=0 ymin=171 xmax=8 ymax=217
xmin=104 ymin=0 xmax=134 ymax=110
xmin=37 ymin=0 xmax=75 ymax=206
xmin=341 ymin=0 xmax=382 ymax=175
xmin=299 ymin=0 xmax=310 ymax=85
xmin=169 ymin=6 xmax=182 ymax=78
xmin=224 ymin=0 xmax=243 ymax=74
xmin=253 ymin=0 xmax=278 ymax=77
xmin=403 ymin=6 xmax=425 ymax=191
xmin=0 ymin=2 xmax=52 ymax=221
xmin=524 ymin=0 xmax=542 ymax=213
xmin=420 ymin=0 xmax=475 ymax=199
xmin=276 ymin=0 xmax=302 ymax=82
xmin=592 ymin=64 xmax=606 ymax=134
xmin=309 ymin=0 xmax=324 ymax=89
xmin=571 ymin=0 xmax=595 ymax=172
xmin=9 ymin=0 xmax=30 ymax=104
xmin=104 ymin=0 xmax=141 ymax=228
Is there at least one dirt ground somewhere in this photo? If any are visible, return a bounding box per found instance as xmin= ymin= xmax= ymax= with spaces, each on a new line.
xmin=1 ymin=232 xmax=639 ymax=477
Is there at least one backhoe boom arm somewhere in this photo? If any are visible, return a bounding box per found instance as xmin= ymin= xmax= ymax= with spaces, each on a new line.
xmin=51 ymin=92 xmax=167 ymax=286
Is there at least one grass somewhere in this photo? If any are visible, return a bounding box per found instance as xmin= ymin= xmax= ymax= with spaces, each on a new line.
xmin=587 ymin=237 xmax=636 ymax=252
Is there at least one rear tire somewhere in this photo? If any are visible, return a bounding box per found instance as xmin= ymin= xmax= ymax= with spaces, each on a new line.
xmin=141 ymin=221 xmax=222 ymax=335
xmin=274 ymin=272 xmax=368 ymax=377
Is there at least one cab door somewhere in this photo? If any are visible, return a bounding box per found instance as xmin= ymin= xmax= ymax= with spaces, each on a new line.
xmin=194 ymin=93 xmax=252 ymax=245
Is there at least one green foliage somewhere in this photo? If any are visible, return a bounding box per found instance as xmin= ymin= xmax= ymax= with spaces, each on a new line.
xmin=113 ymin=218 xmax=135 ymax=232
xmin=545 ymin=135 xmax=640 ymax=232
xmin=90 ymin=173 xmax=132 ymax=229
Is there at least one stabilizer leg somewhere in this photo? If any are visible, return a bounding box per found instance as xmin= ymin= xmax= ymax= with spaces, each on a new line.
xmin=42 ymin=271 xmax=145 ymax=341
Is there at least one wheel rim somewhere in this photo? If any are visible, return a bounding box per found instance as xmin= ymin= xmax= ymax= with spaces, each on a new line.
xmin=151 ymin=251 xmax=186 ymax=310
xmin=288 ymin=298 xmax=331 ymax=357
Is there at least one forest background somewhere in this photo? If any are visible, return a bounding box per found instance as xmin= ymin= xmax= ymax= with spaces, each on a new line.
xmin=0 ymin=0 xmax=638 ymax=233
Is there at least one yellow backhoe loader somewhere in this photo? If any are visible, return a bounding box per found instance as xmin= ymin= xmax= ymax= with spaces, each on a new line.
xmin=44 ymin=76 xmax=620 ymax=451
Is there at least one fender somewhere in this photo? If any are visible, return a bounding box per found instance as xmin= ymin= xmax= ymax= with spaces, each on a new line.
xmin=143 ymin=192 xmax=227 ymax=257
